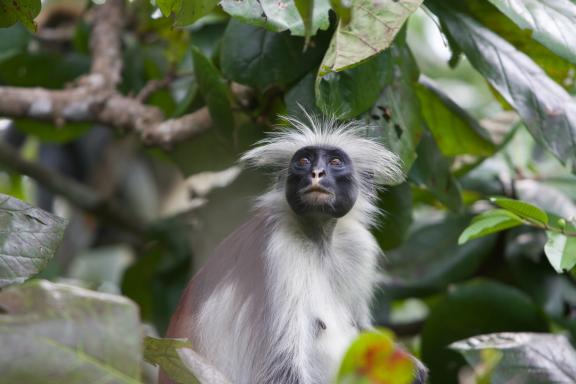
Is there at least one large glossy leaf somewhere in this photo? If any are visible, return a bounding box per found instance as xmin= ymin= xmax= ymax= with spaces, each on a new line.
xmin=0 ymin=0 xmax=40 ymax=31
xmin=430 ymin=4 xmax=576 ymax=172
xmin=452 ymin=332 xmax=576 ymax=384
xmin=191 ymin=47 xmax=234 ymax=134
xmin=409 ymin=133 xmax=463 ymax=212
xmin=336 ymin=330 xmax=416 ymax=384
xmin=458 ymin=209 xmax=523 ymax=245
xmin=220 ymin=19 xmax=330 ymax=89
xmin=381 ymin=216 xmax=495 ymax=298
xmin=487 ymin=0 xmax=576 ymax=65
xmin=319 ymin=0 xmax=423 ymax=74
xmin=421 ymin=280 xmax=549 ymax=384
xmin=220 ymin=0 xmax=331 ymax=36
xmin=490 ymin=197 xmax=549 ymax=225
xmin=364 ymin=39 xmax=425 ymax=172
xmin=0 ymin=280 xmax=142 ymax=383
xmin=416 ymin=79 xmax=495 ymax=156
xmin=435 ymin=0 xmax=575 ymax=89
xmin=0 ymin=194 xmax=67 ymax=288
xmin=544 ymin=232 xmax=576 ymax=273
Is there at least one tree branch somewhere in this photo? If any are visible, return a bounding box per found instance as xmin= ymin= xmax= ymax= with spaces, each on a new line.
xmin=0 ymin=0 xmax=214 ymax=147
xmin=0 ymin=141 xmax=145 ymax=234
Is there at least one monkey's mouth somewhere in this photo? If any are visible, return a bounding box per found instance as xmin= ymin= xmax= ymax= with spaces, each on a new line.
xmin=302 ymin=185 xmax=333 ymax=195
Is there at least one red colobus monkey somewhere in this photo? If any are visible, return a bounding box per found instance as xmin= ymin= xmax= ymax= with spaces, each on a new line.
xmin=162 ymin=115 xmax=427 ymax=384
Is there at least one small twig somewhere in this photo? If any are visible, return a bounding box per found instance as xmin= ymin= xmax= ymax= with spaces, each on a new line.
xmin=0 ymin=141 xmax=145 ymax=234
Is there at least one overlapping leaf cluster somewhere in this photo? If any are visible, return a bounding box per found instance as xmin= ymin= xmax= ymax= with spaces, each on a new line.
xmin=2 ymin=0 xmax=576 ymax=383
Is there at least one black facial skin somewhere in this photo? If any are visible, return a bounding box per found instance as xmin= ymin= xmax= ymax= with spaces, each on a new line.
xmin=286 ymin=145 xmax=358 ymax=218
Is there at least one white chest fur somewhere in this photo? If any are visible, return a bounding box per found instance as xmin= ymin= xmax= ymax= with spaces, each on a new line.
xmin=264 ymin=215 xmax=380 ymax=383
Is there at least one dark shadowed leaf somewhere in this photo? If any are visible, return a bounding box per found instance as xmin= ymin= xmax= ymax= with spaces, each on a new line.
xmin=458 ymin=209 xmax=523 ymax=245
xmin=0 ymin=194 xmax=67 ymax=288
xmin=421 ymin=280 xmax=549 ymax=384
xmin=0 ymin=280 xmax=142 ymax=383
xmin=0 ymin=0 xmax=41 ymax=31
xmin=0 ymin=24 xmax=30 ymax=64
xmin=544 ymin=232 xmax=576 ymax=273
xmin=373 ymin=183 xmax=413 ymax=250
xmin=220 ymin=0 xmax=331 ymax=36
xmin=319 ymin=0 xmax=422 ymax=74
xmin=316 ymin=51 xmax=388 ymax=119
xmin=285 ymin=71 xmax=322 ymax=119
xmin=430 ymin=4 xmax=576 ymax=172
xmin=336 ymin=330 xmax=416 ymax=384
xmin=490 ymin=197 xmax=548 ymax=225
xmin=452 ymin=332 xmax=576 ymax=384
xmin=381 ymin=216 xmax=496 ymax=298
xmin=364 ymin=38 xmax=425 ymax=172
xmin=191 ymin=47 xmax=234 ymax=134
xmin=416 ymin=79 xmax=495 ymax=156
xmin=486 ymin=0 xmax=576 ymax=65
xmin=220 ymin=19 xmax=330 ymax=89
xmin=409 ymin=133 xmax=463 ymax=212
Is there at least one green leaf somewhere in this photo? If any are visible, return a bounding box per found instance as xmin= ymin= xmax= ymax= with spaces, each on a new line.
xmin=373 ymin=183 xmax=413 ymax=250
xmin=421 ymin=280 xmax=549 ymax=383
xmin=364 ymin=39 xmax=425 ymax=172
xmin=329 ymin=0 xmax=352 ymax=25
xmin=220 ymin=19 xmax=330 ymax=89
xmin=191 ymin=47 xmax=234 ymax=134
xmin=157 ymin=0 xmax=180 ymax=17
xmin=14 ymin=119 xmax=91 ymax=143
xmin=544 ymin=232 xmax=576 ymax=273
xmin=486 ymin=0 xmax=576 ymax=65
xmin=285 ymin=71 xmax=321 ymax=119
xmin=452 ymin=333 xmax=576 ymax=383
xmin=0 ymin=24 xmax=30 ymax=64
xmin=409 ymin=133 xmax=463 ymax=212
xmin=319 ymin=0 xmax=423 ymax=74
xmin=490 ymin=197 xmax=548 ymax=225
xmin=315 ymin=51 xmax=388 ymax=119
xmin=174 ymin=0 xmax=219 ymax=26
xmin=0 ymin=280 xmax=142 ymax=383
xmin=220 ymin=0 xmax=331 ymax=36
xmin=144 ymin=337 xmax=200 ymax=384
xmin=336 ymin=330 xmax=416 ymax=384
xmin=295 ymin=0 xmax=313 ymax=45
xmin=0 ymin=0 xmax=41 ymax=31
xmin=458 ymin=209 xmax=523 ymax=245
xmin=429 ymin=4 xmax=576 ymax=172
xmin=381 ymin=216 xmax=496 ymax=299
xmin=435 ymin=0 xmax=575 ymax=89
xmin=416 ymin=79 xmax=496 ymax=157
xmin=0 ymin=194 xmax=67 ymax=288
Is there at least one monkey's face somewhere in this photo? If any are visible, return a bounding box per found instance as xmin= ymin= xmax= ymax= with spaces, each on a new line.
xmin=285 ymin=145 xmax=358 ymax=218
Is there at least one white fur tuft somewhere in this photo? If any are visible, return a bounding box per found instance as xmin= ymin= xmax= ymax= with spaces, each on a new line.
xmin=242 ymin=113 xmax=404 ymax=186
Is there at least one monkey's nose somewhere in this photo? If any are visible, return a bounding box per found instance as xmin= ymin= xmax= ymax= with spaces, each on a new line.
xmin=311 ymin=168 xmax=326 ymax=179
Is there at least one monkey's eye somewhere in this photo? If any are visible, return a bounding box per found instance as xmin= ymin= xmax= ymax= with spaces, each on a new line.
xmin=329 ymin=157 xmax=343 ymax=167
xmin=296 ymin=157 xmax=311 ymax=167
